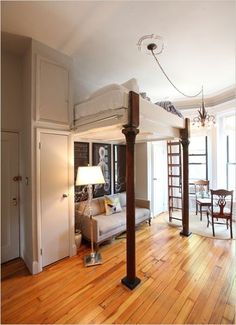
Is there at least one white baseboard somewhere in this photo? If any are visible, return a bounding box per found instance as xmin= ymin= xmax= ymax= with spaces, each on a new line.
xmin=32 ymin=260 xmax=41 ymax=274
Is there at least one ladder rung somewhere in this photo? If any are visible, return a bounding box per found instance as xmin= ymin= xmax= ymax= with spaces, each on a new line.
xmin=169 ymin=196 xmax=182 ymax=199
xmin=168 ymin=153 xmax=180 ymax=156
xmin=171 ymin=207 xmax=182 ymax=210
xmin=168 ymin=164 xmax=180 ymax=167
xmin=189 ymin=153 xmax=206 ymax=156
xmin=168 ymin=175 xmax=181 ymax=178
xmin=167 ymin=142 xmax=180 ymax=146
xmin=169 ymin=185 xmax=181 ymax=188
xmin=189 ymin=163 xmax=205 ymax=165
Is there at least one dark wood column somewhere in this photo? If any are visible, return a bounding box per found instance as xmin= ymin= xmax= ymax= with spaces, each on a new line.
xmin=121 ymin=91 xmax=141 ymax=290
xmin=180 ymin=118 xmax=192 ymax=237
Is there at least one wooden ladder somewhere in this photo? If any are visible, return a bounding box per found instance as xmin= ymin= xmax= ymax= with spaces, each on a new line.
xmin=167 ymin=140 xmax=182 ymax=222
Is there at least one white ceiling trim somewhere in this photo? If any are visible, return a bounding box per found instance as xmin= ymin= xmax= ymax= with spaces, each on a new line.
xmin=175 ymin=87 xmax=235 ymax=110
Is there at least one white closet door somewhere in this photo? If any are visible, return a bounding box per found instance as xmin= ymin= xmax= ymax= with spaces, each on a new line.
xmin=40 ymin=132 xmax=69 ymax=267
xmin=36 ymin=56 xmax=69 ymax=124
xmin=1 ymin=132 xmax=20 ymax=263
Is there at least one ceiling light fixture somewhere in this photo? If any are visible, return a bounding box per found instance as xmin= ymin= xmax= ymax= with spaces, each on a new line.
xmin=137 ymin=34 xmax=216 ymax=128
xmin=192 ymin=88 xmax=216 ymax=128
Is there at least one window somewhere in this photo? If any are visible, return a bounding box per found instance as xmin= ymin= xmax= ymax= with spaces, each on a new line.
xmin=189 ymin=136 xmax=208 ymax=194
xmin=225 ymin=115 xmax=236 ymax=191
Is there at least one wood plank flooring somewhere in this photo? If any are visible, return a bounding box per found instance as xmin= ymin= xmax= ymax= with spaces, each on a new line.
xmin=1 ymin=216 xmax=235 ymax=324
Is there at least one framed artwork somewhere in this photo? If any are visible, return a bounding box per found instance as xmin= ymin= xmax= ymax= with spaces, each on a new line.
xmin=74 ymin=142 xmax=89 ymax=202
xmin=92 ymin=143 xmax=111 ymax=197
xmin=113 ymin=144 xmax=126 ymax=193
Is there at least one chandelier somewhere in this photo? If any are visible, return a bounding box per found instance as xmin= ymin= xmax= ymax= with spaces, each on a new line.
xmin=192 ymin=89 xmax=216 ymax=128
xmin=137 ymin=34 xmax=216 ymax=128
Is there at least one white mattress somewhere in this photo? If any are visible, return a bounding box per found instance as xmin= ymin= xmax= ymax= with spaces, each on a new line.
xmin=74 ymin=89 xmax=129 ymax=120
xmin=73 ymin=87 xmax=185 ymax=142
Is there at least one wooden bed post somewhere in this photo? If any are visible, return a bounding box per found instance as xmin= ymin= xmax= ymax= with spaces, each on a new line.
xmin=121 ymin=91 xmax=141 ymax=290
xmin=180 ymin=118 xmax=192 ymax=237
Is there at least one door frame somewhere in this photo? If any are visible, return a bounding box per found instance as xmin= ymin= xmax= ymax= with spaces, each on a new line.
xmin=150 ymin=141 xmax=168 ymax=217
xmin=1 ymin=130 xmax=21 ymax=263
xmin=36 ymin=128 xmax=75 ymax=272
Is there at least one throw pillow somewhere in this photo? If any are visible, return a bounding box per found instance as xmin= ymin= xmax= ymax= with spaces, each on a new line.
xmin=104 ymin=195 xmax=122 ymax=216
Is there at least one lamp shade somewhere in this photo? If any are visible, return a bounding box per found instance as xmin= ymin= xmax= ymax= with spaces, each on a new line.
xmin=76 ymin=166 xmax=105 ymax=186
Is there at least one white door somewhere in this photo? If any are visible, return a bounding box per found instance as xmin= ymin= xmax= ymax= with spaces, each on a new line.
xmin=152 ymin=141 xmax=168 ymax=217
xmin=40 ymin=132 xmax=70 ymax=267
xmin=1 ymin=132 xmax=20 ymax=263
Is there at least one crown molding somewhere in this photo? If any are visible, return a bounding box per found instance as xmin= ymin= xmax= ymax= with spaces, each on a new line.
xmin=174 ymin=86 xmax=235 ymax=110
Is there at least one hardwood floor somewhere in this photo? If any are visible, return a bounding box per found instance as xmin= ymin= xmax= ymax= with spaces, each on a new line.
xmin=1 ymin=216 xmax=235 ymax=324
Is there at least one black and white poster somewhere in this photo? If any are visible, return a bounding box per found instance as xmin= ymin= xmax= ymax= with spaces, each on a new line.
xmin=92 ymin=143 xmax=111 ymax=197
xmin=74 ymin=142 xmax=89 ymax=202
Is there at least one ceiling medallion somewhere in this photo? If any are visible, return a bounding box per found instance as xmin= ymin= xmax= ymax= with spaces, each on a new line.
xmin=137 ymin=34 xmax=164 ymax=55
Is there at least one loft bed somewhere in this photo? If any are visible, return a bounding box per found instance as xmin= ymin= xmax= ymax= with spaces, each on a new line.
xmin=73 ymin=88 xmax=191 ymax=290
xmin=73 ymin=87 xmax=185 ymax=142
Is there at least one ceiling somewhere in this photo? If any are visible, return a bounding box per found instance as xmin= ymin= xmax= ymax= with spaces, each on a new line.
xmin=1 ymin=1 xmax=235 ymax=103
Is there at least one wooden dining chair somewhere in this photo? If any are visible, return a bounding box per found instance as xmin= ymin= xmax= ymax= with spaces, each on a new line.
xmin=207 ymin=189 xmax=234 ymax=238
xmin=194 ymin=180 xmax=211 ymax=221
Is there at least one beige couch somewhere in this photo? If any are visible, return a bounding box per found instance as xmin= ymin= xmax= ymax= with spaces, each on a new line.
xmin=75 ymin=192 xmax=151 ymax=247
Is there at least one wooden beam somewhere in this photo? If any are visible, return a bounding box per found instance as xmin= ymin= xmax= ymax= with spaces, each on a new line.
xmin=127 ymin=91 xmax=139 ymax=128
xmin=121 ymin=91 xmax=141 ymax=290
xmin=180 ymin=118 xmax=192 ymax=237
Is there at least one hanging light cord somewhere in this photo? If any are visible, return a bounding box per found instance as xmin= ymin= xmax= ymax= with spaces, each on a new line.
xmin=150 ymin=49 xmax=203 ymax=98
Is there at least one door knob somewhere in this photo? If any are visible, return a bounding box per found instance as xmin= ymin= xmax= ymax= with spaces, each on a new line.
xmin=62 ymin=194 xmax=68 ymax=198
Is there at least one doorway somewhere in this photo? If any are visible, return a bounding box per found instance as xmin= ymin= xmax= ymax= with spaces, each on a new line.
xmin=151 ymin=141 xmax=168 ymax=217
xmin=1 ymin=131 xmax=20 ymax=263
xmin=39 ymin=131 xmax=70 ymax=268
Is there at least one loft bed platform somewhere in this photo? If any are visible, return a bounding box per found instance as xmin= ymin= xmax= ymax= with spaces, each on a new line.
xmin=73 ymin=90 xmax=190 ymax=291
xmin=73 ymin=90 xmax=185 ymax=142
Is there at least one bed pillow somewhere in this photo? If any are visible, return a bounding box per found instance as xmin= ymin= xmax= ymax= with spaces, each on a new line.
xmin=121 ymin=78 xmax=139 ymax=93
xmin=104 ymin=195 xmax=122 ymax=216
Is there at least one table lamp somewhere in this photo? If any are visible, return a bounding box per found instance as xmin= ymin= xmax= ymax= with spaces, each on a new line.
xmin=76 ymin=166 xmax=105 ymax=266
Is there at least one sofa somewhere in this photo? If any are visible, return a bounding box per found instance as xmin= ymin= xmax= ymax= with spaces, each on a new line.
xmin=75 ymin=192 xmax=151 ymax=247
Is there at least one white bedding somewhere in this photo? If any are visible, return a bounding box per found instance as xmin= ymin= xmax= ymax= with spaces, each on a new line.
xmin=74 ymin=88 xmax=129 ymax=120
